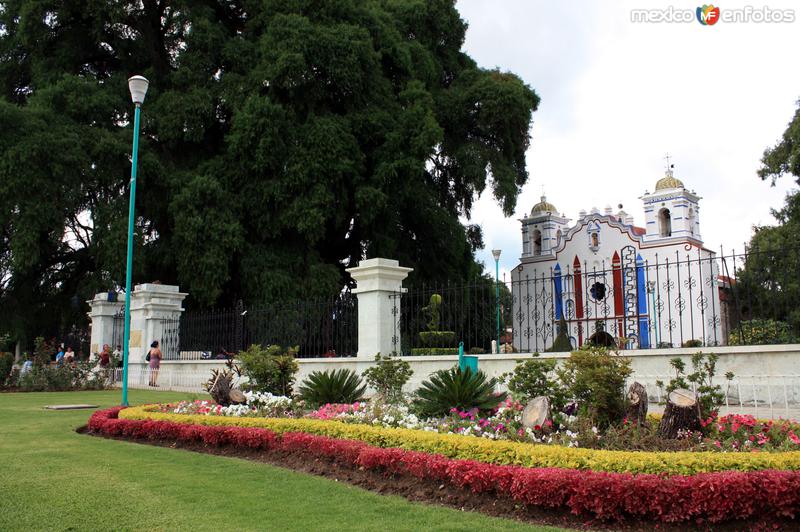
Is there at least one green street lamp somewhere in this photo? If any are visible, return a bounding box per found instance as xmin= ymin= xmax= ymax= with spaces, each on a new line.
xmin=492 ymin=249 xmax=501 ymax=354
xmin=121 ymin=75 xmax=149 ymax=406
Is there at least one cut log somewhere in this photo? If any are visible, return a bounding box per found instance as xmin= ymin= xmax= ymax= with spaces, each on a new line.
xmin=657 ymin=388 xmax=700 ymax=439
xmin=625 ymin=382 xmax=648 ymax=425
xmin=522 ymin=396 xmax=550 ymax=429
xmin=228 ymin=388 xmax=246 ymax=405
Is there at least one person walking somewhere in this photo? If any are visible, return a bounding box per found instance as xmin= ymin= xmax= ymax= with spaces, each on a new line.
xmin=146 ymin=341 xmax=162 ymax=387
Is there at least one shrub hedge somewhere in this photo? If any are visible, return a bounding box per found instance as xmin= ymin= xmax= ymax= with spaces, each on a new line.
xmin=91 ymin=407 xmax=800 ymax=525
xmin=119 ymin=406 xmax=800 ymax=474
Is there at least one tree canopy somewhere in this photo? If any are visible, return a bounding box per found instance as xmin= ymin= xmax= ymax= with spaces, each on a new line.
xmin=0 ymin=0 xmax=539 ymax=345
xmin=736 ymin=101 xmax=800 ymax=334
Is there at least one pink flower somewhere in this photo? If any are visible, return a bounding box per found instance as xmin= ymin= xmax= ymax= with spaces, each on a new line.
xmin=789 ymin=431 xmax=800 ymax=445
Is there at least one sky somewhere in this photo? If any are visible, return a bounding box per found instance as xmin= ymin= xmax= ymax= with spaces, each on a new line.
xmin=455 ymin=0 xmax=800 ymax=280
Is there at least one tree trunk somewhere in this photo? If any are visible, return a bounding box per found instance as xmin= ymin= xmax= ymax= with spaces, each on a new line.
xmin=522 ymin=396 xmax=550 ymax=429
xmin=626 ymin=381 xmax=648 ymax=425
xmin=658 ymin=388 xmax=700 ymax=439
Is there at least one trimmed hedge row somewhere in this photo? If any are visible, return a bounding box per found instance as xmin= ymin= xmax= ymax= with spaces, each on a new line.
xmin=120 ymin=405 xmax=800 ymax=474
xmin=90 ymin=407 xmax=800 ymax=524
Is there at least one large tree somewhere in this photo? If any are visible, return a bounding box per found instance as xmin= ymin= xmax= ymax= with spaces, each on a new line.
xmin=735 ymin=101 xmax=800 ymax=334
xmin=0 ymin=0 xmax=539 ymax=346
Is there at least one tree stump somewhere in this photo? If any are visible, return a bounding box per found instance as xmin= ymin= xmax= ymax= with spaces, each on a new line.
xmin=522 ymin=396 xmax=550 ymax=429
xmin=625 ymin=382 xmax=648 ymax=425
xmin=228 ymin=388 xmax=246 ymax=405
xmin=658 ymin=388 xmax=700 ymax=439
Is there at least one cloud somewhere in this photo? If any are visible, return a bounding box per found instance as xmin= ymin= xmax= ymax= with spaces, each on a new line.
xmin=457 ymin=0 xmax=800 ymax=275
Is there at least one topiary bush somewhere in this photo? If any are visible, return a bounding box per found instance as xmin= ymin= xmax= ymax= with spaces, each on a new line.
xmin=413 ymin=366 xmax=506 ymax=418
xmin=299 ymin=369 xmax=367 ymax=407
xmin=237 ymin=344 xmax=299 ymax=396
xmin=556 ymin=346 xmax=632 ymax=429
xmin=418 ymin=331 xmax=456 ymax=347
xmin=362 ymin=353 xmax=413 ymax=403
xmin=548 ymin=316 xmax=573 ymax=352
xmin=408 ymin=347 xmax=459 ymax=356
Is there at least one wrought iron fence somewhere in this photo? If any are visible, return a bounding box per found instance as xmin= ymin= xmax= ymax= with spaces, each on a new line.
xmin=391 ymin=247 xmax=799 ymax=354
xmin=178 ymin=291 xmax=358 ymax=358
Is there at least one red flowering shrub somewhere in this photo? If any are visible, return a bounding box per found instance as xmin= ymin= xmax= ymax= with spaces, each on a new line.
xmin=86 ymin=408 xmax=800 ymax=525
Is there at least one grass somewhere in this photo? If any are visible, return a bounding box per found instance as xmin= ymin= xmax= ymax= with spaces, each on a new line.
xmin=0 ymin=390 xmax=568 ymax=531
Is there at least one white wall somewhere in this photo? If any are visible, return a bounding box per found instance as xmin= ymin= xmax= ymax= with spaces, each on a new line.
xmin=137 ymin=344 xmax=800 ymax=406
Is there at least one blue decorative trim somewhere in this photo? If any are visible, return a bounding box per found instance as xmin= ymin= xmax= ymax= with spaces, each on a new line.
xmin=553 ymin=264 xmax=564 ymax=320
xmin=636 ymin=254 xmax=650 ymax=349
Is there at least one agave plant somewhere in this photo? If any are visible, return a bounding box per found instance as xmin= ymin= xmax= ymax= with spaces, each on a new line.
xmin=299 ymin=369 xmax=367 ymax=407
xmin=203 ymin=359 xmax=243 ymax=406
xmin=413 ymin=366 xmax=506 ymax=418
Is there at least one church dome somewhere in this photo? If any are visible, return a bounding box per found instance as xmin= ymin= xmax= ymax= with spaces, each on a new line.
xmin=532 ymin=195 xmax=557 ymax=215
xmin=655 ymin=170 xmax=684 ymax=191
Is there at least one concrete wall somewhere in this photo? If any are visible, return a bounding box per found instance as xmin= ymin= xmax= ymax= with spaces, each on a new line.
xmin=137 ymin=344 xmax=800 ymax=405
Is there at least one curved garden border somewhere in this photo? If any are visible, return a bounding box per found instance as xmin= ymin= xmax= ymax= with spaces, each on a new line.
xmin=89 ymin=407 xmax=800 ymax=525
xmin=120 ymin=405 xmax=800 ymax=474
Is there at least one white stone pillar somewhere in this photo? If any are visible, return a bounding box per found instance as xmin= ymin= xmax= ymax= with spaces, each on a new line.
xmin=87 ymin=292 xmax=124 ymax=357
xmin=346 ymin=258 xmax=413 ymax=359
xmin=128 ymin=284 xmax=187 ymax=363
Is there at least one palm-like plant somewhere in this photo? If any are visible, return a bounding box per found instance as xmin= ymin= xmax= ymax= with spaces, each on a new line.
xmin=413 ymin=366 xmax=506 ymax=418
xmin=299 ymin=369 xmax=367 ymax=407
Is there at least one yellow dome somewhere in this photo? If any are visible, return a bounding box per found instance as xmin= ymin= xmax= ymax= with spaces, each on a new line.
xmin=532 ymin=196 xmax=557 ymax=214
xmin=655 ymin=171 xmax=684 ymax=191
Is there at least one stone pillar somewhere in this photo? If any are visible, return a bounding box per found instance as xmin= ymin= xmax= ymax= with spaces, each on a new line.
xmin=346 ymin=258 xmax=413 ymax=359
xmin=87 ymin=292 xmax=124 ymax=357
xmin=128 ymin=284 xmax=187 ymax=363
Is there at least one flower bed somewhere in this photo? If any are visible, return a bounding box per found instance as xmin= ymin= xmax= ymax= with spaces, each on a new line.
xmin=119 ymin=405 xmax=800 ymax=474
xmin=89 ymin=407 xmax=800 ymax=525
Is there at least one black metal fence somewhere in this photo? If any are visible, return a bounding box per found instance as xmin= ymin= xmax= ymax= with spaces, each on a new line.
xmin=178 ymin=291 xmax=358 ymax=358
xmin=391 ymin=247 xmax=799 ymax=355
xmin=112 ymin=310 xmax=180 ymax=360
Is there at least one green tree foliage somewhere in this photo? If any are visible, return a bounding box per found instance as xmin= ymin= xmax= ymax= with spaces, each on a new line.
xmin=556 ymin=346 xmax=632 ymax=429
xmin=500 ymin=354 xmax=568 ymax=411
xmin=237 ymin=344 xmax=299 ymax=396
xmin=361 ymin=353 xmax=413 ymax=403
xmin=735 ymin=101 xmax=800 ymax=335
xmin=0 ymin=1 xmax=539 ymax=346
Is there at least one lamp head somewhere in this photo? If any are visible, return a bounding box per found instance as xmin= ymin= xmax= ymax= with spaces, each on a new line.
xmin=128 ymin=75 xmax=149 ymax=105
xmin=491 ymin=249 xmax=501 ymax=261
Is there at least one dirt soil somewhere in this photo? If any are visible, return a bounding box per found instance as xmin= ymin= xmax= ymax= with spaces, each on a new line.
xmin=79 ymin=426 xmax=798 ymax=531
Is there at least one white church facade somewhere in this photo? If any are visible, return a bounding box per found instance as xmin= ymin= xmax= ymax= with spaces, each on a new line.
xmin=510 ymin=167 xmax=725 ymax=352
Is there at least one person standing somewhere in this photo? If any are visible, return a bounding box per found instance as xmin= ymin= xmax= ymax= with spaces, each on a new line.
xmin=147 ymin=341 xmax=162 ymax=387
xmin=55 ymin=346 xmax=65 ymax=365
xmin=64 ymin=346 xmax=75 ymax=364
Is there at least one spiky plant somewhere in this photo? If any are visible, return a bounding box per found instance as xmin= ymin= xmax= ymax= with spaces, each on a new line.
xmin=413 ymin=366 xmax=506 ymax=418
xmin=299 ymin=369 xmax=367 ymax=407
xmin=203 ymin=359 xmax=242 ymax=406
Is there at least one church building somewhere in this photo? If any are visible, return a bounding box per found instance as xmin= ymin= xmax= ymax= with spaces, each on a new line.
xmin=510 ymin=166 xmax=724 ymax=353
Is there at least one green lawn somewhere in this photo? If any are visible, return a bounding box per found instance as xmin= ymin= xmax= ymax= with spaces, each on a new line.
xmin=0 ymin=390 xmax=566 ymax=531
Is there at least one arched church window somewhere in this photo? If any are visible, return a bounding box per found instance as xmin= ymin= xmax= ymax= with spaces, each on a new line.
xmin=532 ymin=229 xmax=542 ymax=256
xmin=659 ymin=208 xmax=672 ymax=237
xmin=556 ymin=229 xmax=563 ymax=247
xmin=687 ymin=208 xmax=695 ymax=235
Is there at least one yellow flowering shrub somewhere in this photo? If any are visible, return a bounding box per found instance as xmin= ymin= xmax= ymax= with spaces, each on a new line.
xmin=120 ymin=405 xmax=800 ymax=474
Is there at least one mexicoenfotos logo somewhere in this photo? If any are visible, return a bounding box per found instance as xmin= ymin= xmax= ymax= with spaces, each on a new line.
xmin=696 ymin=4 xmax=721 ymax=25
xmin=631 ymin=5 xmax=795 ymax=23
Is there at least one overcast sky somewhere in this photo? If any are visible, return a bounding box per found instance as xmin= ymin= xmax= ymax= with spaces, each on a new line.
xmin=456 ymin=0 xmax=800 ymax=280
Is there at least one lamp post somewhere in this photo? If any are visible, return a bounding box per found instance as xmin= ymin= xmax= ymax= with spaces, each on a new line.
xmin=492 ymin=249 xmax=501 ymax=354
xmin=121 ymin=75 xmax=149 ymax=406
